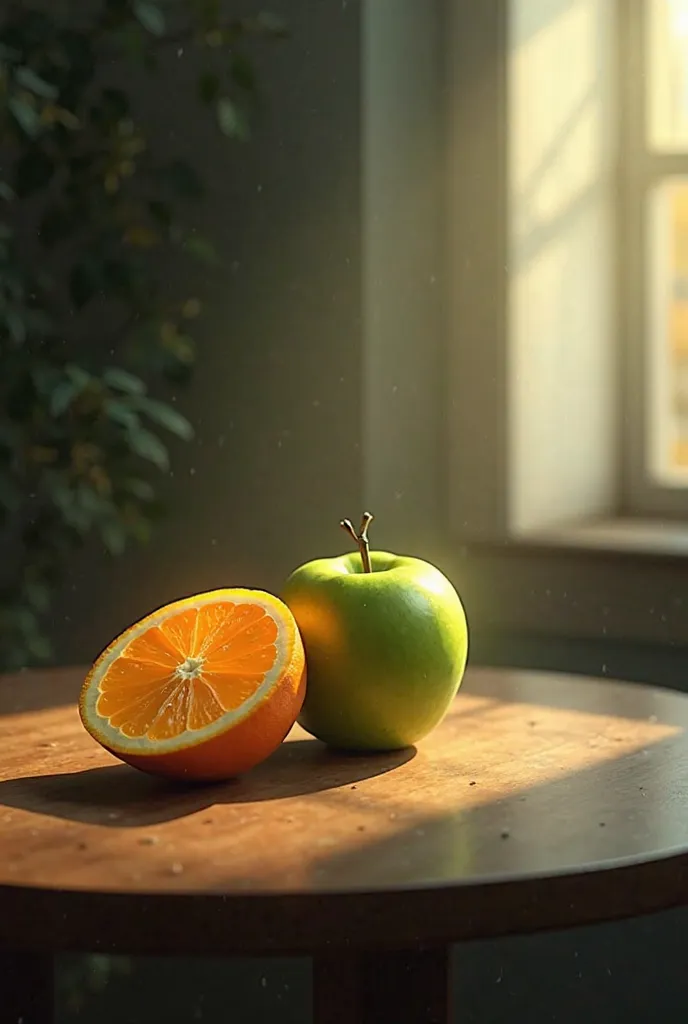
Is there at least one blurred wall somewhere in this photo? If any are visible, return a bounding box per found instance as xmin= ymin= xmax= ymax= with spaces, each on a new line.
xmin=54 ymin=0 xmax=365 ymax=663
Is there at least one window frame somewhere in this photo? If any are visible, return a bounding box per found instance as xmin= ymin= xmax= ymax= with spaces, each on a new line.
xmin=621 ymin=0 xmax=688 ymax=516
xmin=446 ymin=0 xmax=688 ymax=529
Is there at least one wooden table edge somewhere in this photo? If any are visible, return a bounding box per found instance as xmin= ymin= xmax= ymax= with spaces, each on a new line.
xmin=2 ymin=849 xmax=688 ymax=957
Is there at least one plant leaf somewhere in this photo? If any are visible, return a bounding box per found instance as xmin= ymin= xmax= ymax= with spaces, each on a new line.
xmin=127 ymin=428 xmax=169 ymax=471
xmin=127 ymin=513 xmax=153 ymax=544
xmin=133 ymin=2 xmax=166 ymax=37
xmin=66 ymin=365 xmax=92 ymax=389
xmin=251 ymin=12 xmax=288 ymax=36
xmin=134 ymin=397 xmax=194 ymax=440
xmin=183 ymin=234 xmax=218 ymax=265
xmin=76 ymin=484 xmax=109 ymax=519
xmin=27 ymin=634 xmax=53 ymax=661
xmin=5 ymin=310 xmax=26 ymax=344
xmin=101 ymin=520 xmax=127 ymax=555
xmin=8 ymin=97 xmax=42 ymax=138
xmin=0 ymin=43 xmax=21 ymax=62
xmin=103 ymin=367 xmax=147 ymax=395
xmin=51 ymin=480 xmax=89 ymax=530
xmin=104 ymin=399 xmax=140 ymax=429
xmin=50 ymin=379 xmax=82 ymax=416
xmin=23 ymin=581 xmax=50 ymax=612
xmin=15 ymin=66 xmax=59 ymax=100
xmin=216 ymin=97 xmax=249 ymax=139
xmin=124 ymin=477 xmax=155 ymax=501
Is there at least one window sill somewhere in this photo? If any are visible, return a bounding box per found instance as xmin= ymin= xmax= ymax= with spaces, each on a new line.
xmin=449 ymin=518 xmax=688 ymax=649
xmin=510 ymin=517 xmax=688 ymax=561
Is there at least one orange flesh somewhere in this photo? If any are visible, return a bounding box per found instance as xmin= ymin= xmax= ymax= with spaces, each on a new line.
xmin=96 ymin=602 xmax=278 ymax=740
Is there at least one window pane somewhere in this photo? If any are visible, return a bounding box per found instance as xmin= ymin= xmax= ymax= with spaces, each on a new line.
xmin=648 ymin=177 xmax=688 ymax=482
xmin=647 ymin=0 xmax=688 ymax=151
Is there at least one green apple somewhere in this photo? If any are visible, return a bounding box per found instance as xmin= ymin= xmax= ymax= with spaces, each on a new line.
xmin=281 ymin=514 xmax=468 ymax=751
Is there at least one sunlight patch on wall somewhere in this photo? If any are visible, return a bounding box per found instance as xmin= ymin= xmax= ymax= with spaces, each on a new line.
xmin=508 ymin=0 xmax=617 ymax=533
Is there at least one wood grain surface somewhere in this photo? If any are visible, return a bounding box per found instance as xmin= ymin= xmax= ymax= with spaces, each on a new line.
xmin=2 ymin=665 xmax=688 ymax=955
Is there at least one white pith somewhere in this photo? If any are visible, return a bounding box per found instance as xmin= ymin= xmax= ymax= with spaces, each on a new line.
xmin=175 ymin=656 xmax=205 ymax=681
xmin=82 ymin=590 xmax=291 ymax=755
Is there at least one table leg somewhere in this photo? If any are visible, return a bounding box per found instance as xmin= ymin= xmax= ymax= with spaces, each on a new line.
xmin=313 ymin=946 xmax=451 ymax=1024
xmin=0 ymin=952 xmax=54 ymax=1024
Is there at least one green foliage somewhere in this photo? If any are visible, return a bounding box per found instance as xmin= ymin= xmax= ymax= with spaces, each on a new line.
xmin=0 ymin=1 xmax=284 ymax=671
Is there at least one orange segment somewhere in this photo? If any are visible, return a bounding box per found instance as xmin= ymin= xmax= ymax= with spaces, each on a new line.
xmin=79 ymin=589 xmax=306 ymax=781
xmin=122 ymin=625 xmax=184 ymax=668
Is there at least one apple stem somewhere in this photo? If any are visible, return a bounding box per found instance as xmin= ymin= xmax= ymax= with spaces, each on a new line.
xmin=340 ymin=512 xmax=374 ymax=572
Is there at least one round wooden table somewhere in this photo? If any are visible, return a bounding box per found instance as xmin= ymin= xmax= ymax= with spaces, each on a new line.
xmin=2 ymin=665 xmax=688 ymax=1024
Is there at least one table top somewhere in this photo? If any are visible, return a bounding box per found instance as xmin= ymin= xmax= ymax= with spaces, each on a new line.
xmin=2 ymin=664 xmax=688 ymax=956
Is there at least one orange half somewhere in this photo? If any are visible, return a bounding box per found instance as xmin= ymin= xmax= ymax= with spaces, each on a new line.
xmin=79 ymin=589 xmax=306 ymax=781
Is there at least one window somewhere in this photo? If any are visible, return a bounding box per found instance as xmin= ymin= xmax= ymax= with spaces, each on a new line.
xmin=441 ymin=0 xmax=688 ymax=644
xmin=447 ymin=0 xmax=617 ymax=540
xmin=508 ymin=0 xmax=616 ymax=534
xmin=447 ymin=0 xmax=688 ymax=536
xmin=624 ymin=0 xmax=688 ymax=512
